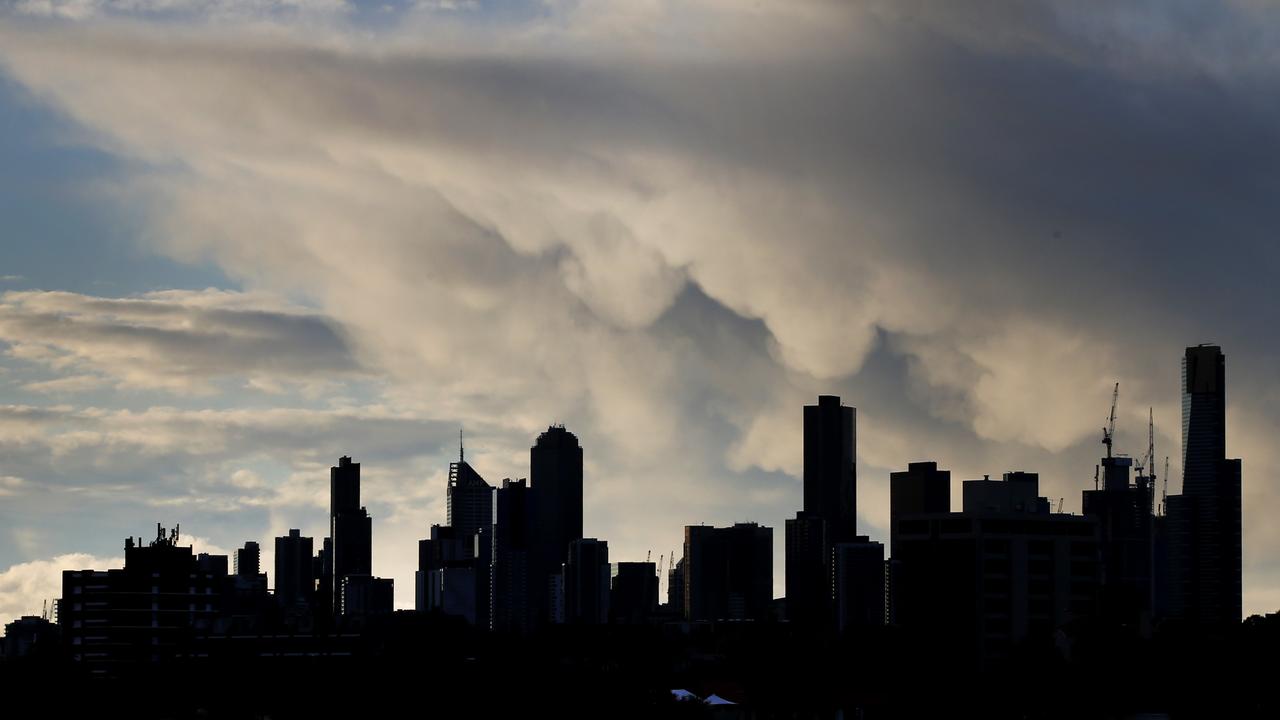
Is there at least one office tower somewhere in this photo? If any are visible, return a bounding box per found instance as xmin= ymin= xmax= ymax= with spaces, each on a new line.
xmin=274 ymin=529 xmax=314 ymax=613
xmin=667 ymin=557 xmax=685 ymax=613
xmin=787 ymin=395 xmax=857 ymax=628
xmin=804 ymin=395 xmax=857 ymax=541
xmin=448 ymin=440 xmax=495 ymax=543
xmin=886 ymin=462 xmax=951 ymax=625
xmin=316 ymin=537 xmax=334 ymax=619
xmin=963 ymin=471 xmax=1050 ymax=514
xmin=418 ymin=524 xmax=490 ymax=625
xmin=564 ymin=538 xmax=610 ymax=625
xmin=493 ymin=478 xmax=533 ymax=633
xmin=784 ymin=512 xmax=825 ymax=624
xmin=227 ymin=541 xmax=270 ymax=631
xmin=1167 ymin=345 xmax=1243 ymax=627
xmin=683 ymin=523 xmax=773 ymax=622
xmin=2 ymin=615 xmax=58 ymax=660
xmin=611 ymin=562 xmax=659 ymax=624
xmin=889 ymin=462 xmax=951 ymax=555
xmin=833 ymin=538 xmax=885 ymax=633
xmin=330 ymin=456 xmax=373 ymax=615
xmin=893 ymin=472 xmax=1100 ymax=667
xmin=340 ymin=576 xmax=393 ymax=617
xmin=59 ymin=525 xmax=229 ymax=677
xmin=1083 ymin=453 xmax=1154 ymax=631
xmin=234 ymin=541 xmax=260 ymax=578
xmin=530 ymin=426 xmax=584 ymax=626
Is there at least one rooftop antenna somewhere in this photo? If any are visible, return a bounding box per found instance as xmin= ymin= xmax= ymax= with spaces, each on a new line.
xmin=459 ymin=428 xmax=465 ymax=464
xmin=1102 ymin=382 xmax=1119 ymax=459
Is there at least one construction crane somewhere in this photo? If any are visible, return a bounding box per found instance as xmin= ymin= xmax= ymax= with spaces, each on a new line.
xmin=1161 ymin=456 xmax=1170 ymax=516
xmin=1102 ymin=382 xmax=1119 ymax=459
xmin=1146 ymin=408 xmax=1156 ymax=516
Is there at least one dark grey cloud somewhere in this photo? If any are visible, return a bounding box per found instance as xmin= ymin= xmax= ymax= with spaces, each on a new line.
xmin=0 ymin=289 xmax=361 ymax=391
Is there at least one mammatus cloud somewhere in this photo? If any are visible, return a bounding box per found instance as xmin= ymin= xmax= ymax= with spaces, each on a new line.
xmin=0 ymin=289 xmax=361 ymax=393
xmin=0 ymin=1 xmax=1278 ymax=621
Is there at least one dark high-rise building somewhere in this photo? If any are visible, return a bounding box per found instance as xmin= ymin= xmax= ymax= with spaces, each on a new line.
xmin=804 ymin=395 xmax=857 ymax=541
xmin=1083 ymin=455 xmax=1154 ymax=632
xmin=833 ymin=538 xmax=885 ymax=633
xmin=890 ymin=462 xmax=951 ymax=555
xmin=493 ymin=478 xmax=533 ymax=633
xmin=235 ymin=541 xmax=260 ymax=578
xmin=330 ymin=456 xmax=373 ymax=615
xmin=667 ymin=557 xmax=685 ymax=613
xmin=684 ymin=522 xmax=773 ymax=622
xmin=784 ymin=512 xmax=825 ymax=625
xmin=1166 ymin=345 xmax=1242 ymax=627
xmin=59 ymin=525 xmax=230 ymax=677
xmin=417 ymin=524 xmax=491 ymax=626
xmin=2 ymin=615 xmax=58 ymax=660
xmin=892 ymin=473 xmax=1101 ymax=667
xmin=887 ymin=461 xmax=951 ymax=624
xmin=274 ymin=529 xmax=314 ymax=614
xmin=340 ymin=575 xmax=394 ymax=617
xmin=564 ymin=538 xmax=610 ymax=625
xmin=611 ymin=561 xmax=659 ymax=624
xmin=448 ymin=442 xmax=495 ymax=544
xmin=529 ymin=426 xmax=584 ymax=626
xmin=787 ymin=395 xmax=857 ymax=628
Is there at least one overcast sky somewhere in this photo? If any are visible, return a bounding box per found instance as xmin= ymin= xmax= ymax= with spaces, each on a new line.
xmin=1 ymin=0 xmax=1278 ymax=625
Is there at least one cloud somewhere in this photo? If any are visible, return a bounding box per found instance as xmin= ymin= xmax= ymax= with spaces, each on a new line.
xmin=1 ymin=1 xmax=1279 ymax=618
xmin=0 ymin=552 xmax=121 ymax=623
xmin=0 ymin=289 xmax=362 ymax=393
xmin=21 ymin=374 xmax=108 ymax=394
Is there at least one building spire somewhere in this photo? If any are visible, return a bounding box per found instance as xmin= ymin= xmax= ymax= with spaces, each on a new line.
xmin=459 ymin=428 xmax=464 ymax=463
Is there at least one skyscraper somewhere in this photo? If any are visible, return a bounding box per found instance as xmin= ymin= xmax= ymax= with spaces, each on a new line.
xmin=889 ymin=462 xmax=950 ymax=556
xmin=274 ymin=529 xmax=314 ymax=613
xmin=787 ymin=395 xmax=858 ymax=628
xmin=804 ymin=395 xmax=858 ymax=541
xmin=683 ymin=522 xmax=773 ymax=622
xmin=1167 ymin=345 xmax=1242 ymax=627
xmin=493 ymin=478 xmax=533 ymax=633
xmin=563 ymin=538 xmax=610 ymax=625
xmin=530 ymin=426 xmax=584 ymax=625
xmin=329 ymin=456 xmax=373 ymax=616
xmin=234 ymin=541 xmax=260 ymax=578
xmin=448 ymin=440 xmax=495 ymax=543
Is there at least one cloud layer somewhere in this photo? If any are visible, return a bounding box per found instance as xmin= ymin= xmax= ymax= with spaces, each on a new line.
xmin=1 ymin=1 xmax=1279 ymax=621
xmin=0 ymin=289 xmax=360 ymax=392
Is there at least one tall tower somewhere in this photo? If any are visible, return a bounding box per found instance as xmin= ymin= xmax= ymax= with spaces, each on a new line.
xmin=529 ymin=426 xmax=584 ymax=625
xmin=788 ymin=395 xmax=859 ymax=628
xmin=330 ymin=456 xmax=372 ymax=615
xmin=1182 ymin=346 xmax=1228 ymax=495
xmin=804 ymin=395 xmax=857 ymax=542
xmin=274 ymin=529 xmax=314 ymax=613
xmin=447 ymin=435 xmax=495 ymax=544
xmin=1168 ymin=345 xmax=1242 ymax=626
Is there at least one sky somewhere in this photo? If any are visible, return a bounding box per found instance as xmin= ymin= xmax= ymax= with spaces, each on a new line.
xmin=1 ymin=0 xmax=1278 ymax=625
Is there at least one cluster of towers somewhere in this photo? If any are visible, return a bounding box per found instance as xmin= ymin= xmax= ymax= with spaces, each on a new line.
xmin=43 ymin=344 xmax=1243 ymax=674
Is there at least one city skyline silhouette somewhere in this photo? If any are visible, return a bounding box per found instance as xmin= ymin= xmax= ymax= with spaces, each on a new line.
xmin=3 ymin=2 xmax=1279 ymax=716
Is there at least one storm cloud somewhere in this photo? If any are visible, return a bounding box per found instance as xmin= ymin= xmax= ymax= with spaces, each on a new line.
xmin=1 ymin=1 xmax=1278 ymax=620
